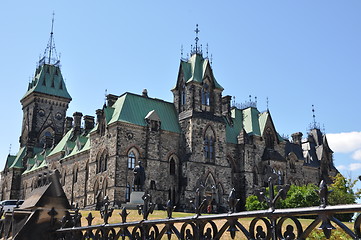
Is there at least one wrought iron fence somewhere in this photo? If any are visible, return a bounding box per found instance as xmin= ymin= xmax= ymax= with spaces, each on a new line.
xmin=53 ymin=179 xmax=361 ymax=240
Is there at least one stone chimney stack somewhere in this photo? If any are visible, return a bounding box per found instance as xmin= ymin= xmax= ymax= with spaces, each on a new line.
xmin=84 ymin=115 xmax=95 ymax=131
xmin=222 ymin=95 xmax=232 ymax=116
xmin=291 ymin=132 xmax=303 ymax=145
xmin=142 ymin=89 xmax=148 ymax=97
xmin=64 ymin=117 xmax=73 ymax=134
xmin=73 ymin=112 xmax=83 ymax=135
xmin=106 ymin=94 xmax=118 ymax=107
xmin=96 ymin=109 xmax=104 ymax=124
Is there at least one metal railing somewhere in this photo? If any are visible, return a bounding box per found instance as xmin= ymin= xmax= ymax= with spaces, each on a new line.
xmin=54 ymin=179 xmax=361 ymax=240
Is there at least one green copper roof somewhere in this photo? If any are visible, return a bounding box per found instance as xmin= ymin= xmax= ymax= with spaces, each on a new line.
xmin=243 ymin=107 xmax=261 ymax=136
xmin=66 ymin=135 xmax=90 ymax=158
xmin=48 ymin=129 xmax=74 ymax=157
xmin=180 ymin=54 xmax=223 ymax=90
xmin=8 ymin=147 xmax=26 ymax=169
xmin=226 ymin=108 xmax=244 ymax=144
xmin=22 ymin=150 xmax=49 ymax=175
xmin=108 ymin=93 xmax=181 ymax=133
xmin=22 ymin=64 xmax=71 ymax=100
xmin=226 ymin=107 xmax=284 ymax=144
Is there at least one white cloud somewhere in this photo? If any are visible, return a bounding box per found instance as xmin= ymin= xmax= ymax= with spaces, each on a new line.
xmin=336 ymin=165 xmax=347 ymax=170
xmin=352 ymin=149 xmax=361 ymax=160
xmin=327 ymin=132 xmax=361 ymax=153
xmin=349 ymin=163 xmax=361 ymax=171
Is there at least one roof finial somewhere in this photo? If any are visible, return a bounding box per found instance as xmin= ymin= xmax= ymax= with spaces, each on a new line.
xmin=48 ymin=12 xmax=55 ymax=64
xmin=40 ymin=12 xmax=59 ymax=66
xmin=206 ymin=43 xmax=209 ymax=58
xmin=312 ymin=104 xmax=316 ymax=128
xmin=266 ymin=97 xmax=269 ymax=111
xmin=8 ymin=144 xmax=12 ymax=155
xmin=195 ymin=24 xmax=200 ymax=53
xmin=180 ymin=44 xmax=183 ymax=59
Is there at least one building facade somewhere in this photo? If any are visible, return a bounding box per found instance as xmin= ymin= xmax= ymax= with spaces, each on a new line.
xmin=0 ymin=30 xmax=338 ymax=211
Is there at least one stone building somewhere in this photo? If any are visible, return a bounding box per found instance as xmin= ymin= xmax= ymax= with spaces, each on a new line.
xmin=0 ymin=27 xmax=338 ymax=211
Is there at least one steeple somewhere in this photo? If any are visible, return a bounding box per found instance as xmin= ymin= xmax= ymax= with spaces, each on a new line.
xmin=20 ymin=14 xmax=71 ymax=149
xmin=39 ymin=12 xmax=60 ymax=66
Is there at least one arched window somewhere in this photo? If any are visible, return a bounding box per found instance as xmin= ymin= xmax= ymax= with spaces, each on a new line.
xmin=204 ymin=127 xmax=215 ymax=163
xmin=181 ymin=84 xmax=186 ymax=106
xmin=128 ymin=151 xmax=136 ymax=169
xmin=73 ymin=167 xmax=78 ymax=183
xmin=96 ymin=150 xmax=108 ymax=173
xmin=201 ymin=83 xmax=210 ymax=106
xmin=170 ymin=158 xmax=176 ymax=175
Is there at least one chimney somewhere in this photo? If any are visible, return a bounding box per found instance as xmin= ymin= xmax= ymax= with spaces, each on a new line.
xmin=222 ymin=95 xmax=232 ymax=116
xmin=291 ymin=132 xmax=303 ymax=145
xmin=84 ymin=115 xmax=95 ymax=131
xmin=106 ymin=94 xmax=118 ymax=107
xmin=96 ymin=109 xmax=104 ymax=124
xmin=73 ymin=112 xmax=83 ymax=135
xmin=64 ymin=117 xmax=73 ymax=134
xmin=142 ymin=89 xmax=148 ymax=97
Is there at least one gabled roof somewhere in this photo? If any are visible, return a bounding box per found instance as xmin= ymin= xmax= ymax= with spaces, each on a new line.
xmin=108 ymin=93 xmax=181 ymax=133
xmin=226 ymin=107 xmax=284 ymax=144
xmin=22 ymin=64 xmax=71 ymax=100
xmin=7 ymin=147 xmax=27 ymax=169
xmin=178 ymin=54 xmax=223 ymax=90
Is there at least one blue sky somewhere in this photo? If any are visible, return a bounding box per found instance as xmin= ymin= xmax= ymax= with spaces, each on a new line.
xmin=0 ymin=1 xmax=361 ymax=184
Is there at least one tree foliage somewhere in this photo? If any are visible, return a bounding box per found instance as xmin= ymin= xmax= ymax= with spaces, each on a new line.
xmin=246 ymin=174 xmax=359 ymax=222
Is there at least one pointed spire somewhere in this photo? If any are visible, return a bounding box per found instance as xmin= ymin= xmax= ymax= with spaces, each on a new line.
xmin=39 ymin=12 xmax=60 ymax=66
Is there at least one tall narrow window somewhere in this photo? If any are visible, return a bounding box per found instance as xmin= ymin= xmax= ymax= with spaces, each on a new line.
xmin=170 ymin=158 xmax=176 ymax=175
xmin=128 ymin=151 xmax=136 ymax=169
xmin=73 ymin=167 xmax=78 ymax=183
xmin=126 ymin=183 xmax=131 ymax=202
xmin=201 ymin=83 xmax=210 ymax=106
xmin=181 ymin=84 xmax=186 ymax=106
xmin=204 ymin=127 xmax=215 ymax=163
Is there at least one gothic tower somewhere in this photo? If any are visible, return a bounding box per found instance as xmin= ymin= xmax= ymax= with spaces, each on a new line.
xmin=20 ymin=19 xmax=71 ymax=152
xmin=172 ymin=25 xmax=233 ymax=207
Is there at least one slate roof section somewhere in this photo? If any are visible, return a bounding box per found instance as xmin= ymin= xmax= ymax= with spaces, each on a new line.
xmin=22 ymin=64 xmax=71 ymax=100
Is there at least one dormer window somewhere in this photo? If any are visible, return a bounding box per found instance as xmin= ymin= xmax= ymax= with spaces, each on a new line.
xmin=145 ymin=110 xmax=161 ymax=132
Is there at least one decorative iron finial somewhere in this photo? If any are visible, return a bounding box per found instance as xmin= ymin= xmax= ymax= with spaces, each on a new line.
xmin=40 ymin=12 xmax=60 ymax=66
xmin=8 ymin=144 xmax=11 ymax=155
xmin=255 ymin=177 xmax=290 ymax=211
xmin=100 ymin=196 xmax=114 ymax=224
xmin=48 ymin=12 xmax=55 ymax=64
xmin=249 ymin=95 xmax=252 ymax=102
xmin=86 ymin=212 xmax=94 ymax=226
xmin=137 ymin=192 xmax=155 ymax=220
xmin=266 ymin=97 xmax=269 ymax=111
xmin=312 ymin=104 xmax=316 ymax=128
xmin=195 ymin=24 xmax=200 ymax=52
xmin=206 ymin=43 xmax=209 ymax=58
xmin=119 ymin=207 xmax=130 ymax=223
xmin=181 ymin=44 xmax=183 ymax=59
xmin=166 ymin=199 xmax=176 ymax=219
xmin=210 ymin=54 xmax=213 ymax=65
